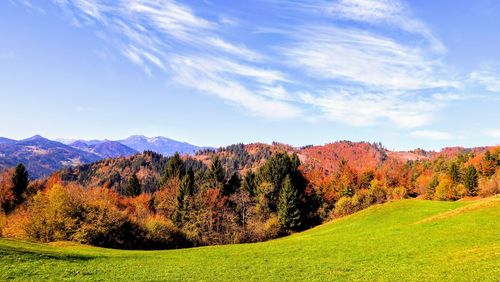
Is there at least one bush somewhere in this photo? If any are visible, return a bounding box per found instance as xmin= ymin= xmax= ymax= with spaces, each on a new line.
xmin=263 ymin=215 xmax=281 ymax=239
xmin=333 ymin=196 xmax=354 ymax=218
xmin=351 ymin=189 xmax=375 ymax=210
xmin=391 ymin=186 xmax=408 ymax=200
xmin=142 ymin=215 xmax=191 ymax=249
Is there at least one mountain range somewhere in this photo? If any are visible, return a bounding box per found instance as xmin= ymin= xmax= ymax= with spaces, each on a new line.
xmin=0 ymin=135 xmax=206 ymax=178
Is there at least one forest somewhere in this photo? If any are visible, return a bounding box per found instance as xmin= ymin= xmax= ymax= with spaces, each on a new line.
xmin=0 ymin=142 xmax=499 ymax=249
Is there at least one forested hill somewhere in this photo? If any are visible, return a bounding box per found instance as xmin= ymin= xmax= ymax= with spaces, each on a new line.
xmin=55 ymin=140 xmax=498 ymax=197
xmin=1 ymin=140 xmax=499 ymax=249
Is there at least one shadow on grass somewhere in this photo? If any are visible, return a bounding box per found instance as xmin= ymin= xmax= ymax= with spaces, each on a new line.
xmin=0 ymin=246 xmax=96 ymax=262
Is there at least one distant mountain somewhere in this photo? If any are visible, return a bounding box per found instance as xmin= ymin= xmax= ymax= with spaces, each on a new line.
xmin=0 ymin=137 xmax=15 ymax=144
xmin=69 ymin=140 xmax=137 ymax=158
xmin=118 ymin=135 xmax=204 ymax=156
xmin=0 ymin=135 xmax=101 ymax=179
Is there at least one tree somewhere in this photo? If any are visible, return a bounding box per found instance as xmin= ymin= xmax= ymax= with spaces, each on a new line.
xmin=12 ymin=163 xmax=29 ymax=205
xmin=256 ymin=152 xmax=304 ymax=212
xmin=242 ymin=170 xmax=256 ymax=196
xmin=449 ymin=162 xmax=460 ymax=183
xmin=125 ymin=174 xmax=141 ymax=197
xmin=480 ymin=151 xmax=496 ymax=177
xmin=464 ymin=166 xmax=478 ymax=196
xmin=210 ymin=156 xmax=225 ymax=185
xmin=427 ymin=175 xmax=438 ymax=198
xmin=173 ymin=169 xmax=194 ymax=226
xmin=278 ymin=175 xmax=301 ymax=231
xmin=161 ymin=153 xmax=184 ymax=184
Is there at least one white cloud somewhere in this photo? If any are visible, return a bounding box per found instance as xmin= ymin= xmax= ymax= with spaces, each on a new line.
xmin=300 ymin=89 xmax=438 ymax=128
xmin=326 ymin=0 xmax=445 ymax=52
xmin=469 ymin=66 xmax=500 ymax=92
xmin=28 ymin=0 xmax=463 ymax=129
xmin=170 ymin=56 xmax=302 ymax=119
xmin=410 ymin=130 xmax=453 ymax=140
xmin=283 ymin=26 xmax=451 ymax=91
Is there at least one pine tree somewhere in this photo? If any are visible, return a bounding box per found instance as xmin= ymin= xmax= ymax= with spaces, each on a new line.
xmin=126 ymin=174 xmax=141 ymax=197
xmin=173 ymin=171 xmax=194 ymax=226
xmin=464 ymin=166 xmax=478 ymax=196
xmin=449 ymin=162 xmax=460 ymax=183
xmin=242 ymin=170 xmax=256 ymax=196
xmin=278 ymin=174 xmax=301 ymax=231
xmin=210 ymin=156 xmax=225 ymax=184
xmin=12 ymin=163 xmax=29 ymax=205
xmin=161 ymin=152 xmax=184 ymax=184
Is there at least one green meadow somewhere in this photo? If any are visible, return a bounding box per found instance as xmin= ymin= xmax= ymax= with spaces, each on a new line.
xmin=1 ymin=198 xmax=499 ymax=281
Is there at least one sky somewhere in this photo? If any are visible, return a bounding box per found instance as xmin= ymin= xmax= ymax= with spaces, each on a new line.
xmin=1 ymin=0 xmax=500 ymax=150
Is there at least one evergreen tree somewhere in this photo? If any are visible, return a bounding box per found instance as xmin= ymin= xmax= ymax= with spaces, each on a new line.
xmin=173 ymin=170 xmax=194 ymax=226
xmin=464 ymin=166 xmax=478 ymax=196
xmin=449 ymin=162 xmax=460 ymax=183
xmin=278 ymin=174 xmax=301 ymax=231
xmin=161 ymin=153 xmax=184 ymax=184
xmin=12 ymin=163 xmax=29 ymax=205
xmin=126 ymin=174 xmax=141 ymax=197
xmin=242 ymin=170 xmax=256 ymax=196
xmin=210 ymin=156 xmax=225 ymax=184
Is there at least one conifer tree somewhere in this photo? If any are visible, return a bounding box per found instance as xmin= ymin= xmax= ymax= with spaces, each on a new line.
xmin=12 ymin=163 xmax=29 ymax=205
xmin=278 ymin=174 xmax=301 ymax=231
xmin=449 ymin=162 xmax=460 ymax=183
xmin=210 ymin=156 xmax=225 ymax=184
xmin=161 ymin=152 xmax=184 ymax=184
xmin=173 ymin=170 xmax=194 ymax=226
xmin=242 ymin=170 xmax=256 ymax=196
xmin=126 ymin=174 xmax=141 ymax=197
xmin=464 ymin=166 xmax=478 ymax=196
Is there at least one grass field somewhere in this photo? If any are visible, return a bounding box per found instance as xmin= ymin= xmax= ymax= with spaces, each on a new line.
xmin=1 ymin=198 xmax=499 ymax=281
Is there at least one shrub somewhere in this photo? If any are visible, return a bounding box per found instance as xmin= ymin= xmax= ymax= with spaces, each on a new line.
xmin=262 ymin=215 xmax=281 ymax=240
xmin=333 ymin=196 xmax=354 ymax=218
xmin=391 ymin=186 xmax=408 ymax=200
xmin=142 ymin=215 xmax=191 ymax=249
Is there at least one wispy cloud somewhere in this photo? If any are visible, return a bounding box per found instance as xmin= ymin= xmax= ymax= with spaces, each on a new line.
xmin=326 ymin=0 xmax=445 ymax=52
xmin=301 ymin=88 xmax=439 ymax=128
xmin=469 ymin=66 xmax=500 ymax=92
xmin=282 ymin=26 xmax=451 ymax=90
xmin=410 ymin=130 xmax=453 ymax=140
xmin=19 ymin=0 xmax=462 ymax=128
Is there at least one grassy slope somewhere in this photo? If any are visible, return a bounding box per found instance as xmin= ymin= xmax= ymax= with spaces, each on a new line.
xmin=1 ymin=198 xmax=499 ymax=281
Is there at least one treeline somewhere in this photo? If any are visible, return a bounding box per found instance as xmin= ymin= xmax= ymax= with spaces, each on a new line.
xmin=306 ymin=148 xmax=500 ymax=217
xmin=0 ymin=152 xmax=316 ymax=248
xmin=1 ymin=146 xmax=499 ymax=250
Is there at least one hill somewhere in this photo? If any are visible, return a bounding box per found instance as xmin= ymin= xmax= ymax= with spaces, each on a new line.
xmin=1 ymin=198 xmax=498 ymax=280
xmin=0 ymin=135 xmax=101 ymax=179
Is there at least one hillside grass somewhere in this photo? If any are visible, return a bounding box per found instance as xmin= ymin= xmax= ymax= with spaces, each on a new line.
xmin=1 ymin=198 xmax=499 ymax=281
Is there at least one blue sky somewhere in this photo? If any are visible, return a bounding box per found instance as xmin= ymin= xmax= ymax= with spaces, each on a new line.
xmin=1 ymin=0 xmax=500 ymax=150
